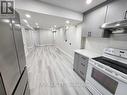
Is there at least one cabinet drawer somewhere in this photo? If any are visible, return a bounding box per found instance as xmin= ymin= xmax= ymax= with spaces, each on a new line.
xmin=80 ymin=62 xmax=86 ymax=68
xmin=78 ymin=55 xmax=89 ymax=80
xmin=78 ymin=64 xmax=88 ymax=79
xmin=79 ymin=56 xmax=88 ymax=66
xmin=80 ymin=56 xmax=88 ymax=61
xmin=13 ymin=68 xmax=28 ymax=95
xmin=79 ymin=70 xmax=85 ymax=78
xmin=79 ymin=60 xmax=88 ymax=67
xmin=79 ymin=64 xmax=87 ymax=74
xmin=79 ymin=69 xmax=87 ymax=80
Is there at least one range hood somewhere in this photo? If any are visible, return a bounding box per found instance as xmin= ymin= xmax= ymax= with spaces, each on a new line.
xmin=101 ymin=20 xmax=127 ymax=36
xmin=101 ymin=20 xmax=127 ymax=29
xmin=101 ymin=11 xmax=127 ymax=31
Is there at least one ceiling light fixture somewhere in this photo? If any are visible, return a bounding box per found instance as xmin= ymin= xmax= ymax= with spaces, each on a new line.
xmin=66 ymin=20 xmax=70 ymax=24
xmin=25 ymin=14 xmax=31 ymax=18
xmin=86 ymin=0 xmax=93 ymax=4
xmin=12 ymin=20 xmax=15 ymax=24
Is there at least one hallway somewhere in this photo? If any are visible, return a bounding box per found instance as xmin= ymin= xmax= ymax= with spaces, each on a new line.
xmin=26 ymin=46 xmax=90 ymax=95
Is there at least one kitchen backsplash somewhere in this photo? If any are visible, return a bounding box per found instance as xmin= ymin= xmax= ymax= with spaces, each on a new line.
xmin=85 ymin=37 xmax=127 ymax=55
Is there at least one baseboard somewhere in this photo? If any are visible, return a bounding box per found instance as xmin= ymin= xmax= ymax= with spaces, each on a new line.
xmin=56 ymin=46 xmax=74 ymax=61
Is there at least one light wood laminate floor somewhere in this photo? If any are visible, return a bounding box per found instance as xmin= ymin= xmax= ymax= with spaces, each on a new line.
xmin=26 ymin=46 xmax=90 ymax=95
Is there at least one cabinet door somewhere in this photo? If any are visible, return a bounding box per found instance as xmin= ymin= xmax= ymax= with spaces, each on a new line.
xmin=82 ymin=6 xmax=107 ymax=37
xmin=106 ymin=0 xmax=127 ymax=23
xmin=73 ymin=53 xmax=79 ymax=73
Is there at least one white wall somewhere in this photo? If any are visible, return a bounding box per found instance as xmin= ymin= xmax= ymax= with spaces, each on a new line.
xmin=85 ymin=37 xmax=127 ymax=54
xmin=55 ymin=24 xmax=82 ymax=58
xmin=22 ymin=29 xmax=34 ymax=48
xmin=21 ymin=28 xmax=40 ymax=48
xmin=22 ymin=28 xmax=54 ymax=47
xmin=39 ymin=29 xmax=54 ymax=45
xmin=22 ymin=25 xmax=82 ymax=58
xmin=32 ymin=31 xmax=40 ymax=46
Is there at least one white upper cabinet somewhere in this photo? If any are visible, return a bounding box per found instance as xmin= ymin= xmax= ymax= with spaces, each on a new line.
xmin=82 ymin=0 xmax=127 ymax=38
xmin=106 ymin=0 xmax=127 ymax=23
xmin=82 ymin=6 xmax=107 ymax=37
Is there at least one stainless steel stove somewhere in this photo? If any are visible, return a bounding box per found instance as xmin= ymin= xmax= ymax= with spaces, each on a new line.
xmin=85 ymin=48 xmax=127 ymax=95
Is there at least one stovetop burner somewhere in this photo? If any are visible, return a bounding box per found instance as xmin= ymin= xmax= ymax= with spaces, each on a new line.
xmin=92 ymin=56 xmax=127 ymax=74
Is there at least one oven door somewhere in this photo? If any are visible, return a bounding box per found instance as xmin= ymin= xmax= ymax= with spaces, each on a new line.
xmin=86 ymin=60 xmax=119 ymax=95
xmin=86 ymin=60 xmax=127 ymax=95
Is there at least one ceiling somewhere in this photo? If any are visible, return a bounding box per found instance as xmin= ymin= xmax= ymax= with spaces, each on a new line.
xmin=18 ymin=9 xmax=81 ymax=30
xmin=18 ymin=0 xmax=108 ymax=30
xmin=38 ymin=0 xmax=107 ymax=13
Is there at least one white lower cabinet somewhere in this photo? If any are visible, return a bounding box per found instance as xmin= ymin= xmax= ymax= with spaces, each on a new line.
xmin=73 ymin=53 xmax=89 ymax=81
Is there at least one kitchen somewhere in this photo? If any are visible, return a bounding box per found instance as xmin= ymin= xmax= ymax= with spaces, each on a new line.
xmin=0 ymin=0 xmax=127 ymax=95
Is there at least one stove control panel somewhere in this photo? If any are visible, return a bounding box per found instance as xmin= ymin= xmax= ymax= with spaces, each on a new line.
xmin=104 ymin=48 xmax=127 ymax=59
xmin=119 ymin=50 xmax=127 ymax=58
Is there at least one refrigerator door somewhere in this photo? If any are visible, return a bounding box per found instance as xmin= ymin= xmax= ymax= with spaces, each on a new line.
xmin=13 ymin=68 xmax=28 ymax=95
xmin=11 ymin=12 xmax=26 ymax=73
xmin=0 ymin=19 xmax=21 ymax=95
xmin=24 ymin=82 xmax=30 ymax=95
xmin=0 ymin=73 xmax=6 ymax=95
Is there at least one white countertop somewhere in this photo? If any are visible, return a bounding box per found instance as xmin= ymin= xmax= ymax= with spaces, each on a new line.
xmin=74 ymin=49 xmax=101 ymax=58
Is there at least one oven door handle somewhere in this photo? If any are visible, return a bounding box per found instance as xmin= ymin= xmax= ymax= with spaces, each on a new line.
xmin=91 ymin=62 xmax=127 ymax=83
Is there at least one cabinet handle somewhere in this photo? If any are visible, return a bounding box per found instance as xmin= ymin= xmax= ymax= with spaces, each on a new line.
xmin=81 ymin=57 xmax=88 ymax=60
xmin=81 ymin=63 xmax=85 ymax=67
xmin=80 ymin=71 xmax=84 ymax=75
xmin=124 ymin=10 xmax=127 ymax=19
